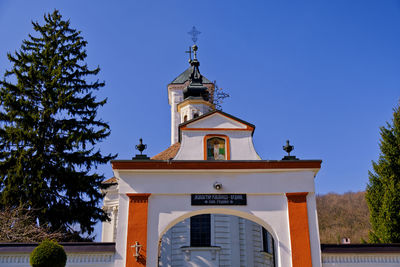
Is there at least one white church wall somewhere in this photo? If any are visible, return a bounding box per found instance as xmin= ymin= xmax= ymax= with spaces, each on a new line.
xmin=114 ymin=169 xmax=319 ymax=266
xmin=0 ymin=253 xmax=114 ymax=267
xmin=169 ymin=89 xmax=183 ymax=145
xmin=159 ymin=214 xmax=275 ymax=267
xmin=159 ymin=219 xmax=189 ymax=266
xmin=174 ymin=130 xmax=260 ymax=160
xmin=307 ymin=192 xmax=323 ymax=267
xmin=242 ymin=218 xmax=255 ymax=266
xmin=214 ymin=214 xmax=233 ymax=266
xmin=102 ymin=184 xmax=119 ymax=242
xmin=101 ymin=207 xmax=114 ymax=242
xmin=184 ymin=113 xmax=247 ymax=129
xmin=322 ymin=253 xmax=400 ymax=267
xmin=113 ymin=193 xmax=129 ymax=267
xmin=116 ymin=170 xmax=317 ymax=195
xmin=171 ymin=219 xmax=190 ymax=265
xmin=250 ymin=223 xmax=268 ymax=267
xmin=141 ymin=195 xmax=290 ymax=267
xmin=179 ymin=102 xmax=212 ymax=122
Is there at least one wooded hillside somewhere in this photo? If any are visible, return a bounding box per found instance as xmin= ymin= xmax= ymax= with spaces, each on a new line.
xmin=316 ymin=191 xmax=370 ymax=244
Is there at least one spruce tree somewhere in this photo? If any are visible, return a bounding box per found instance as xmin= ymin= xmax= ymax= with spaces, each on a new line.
xmin=0 ymin=10 xmax=115 ymax=238
xmin=366 ymin=102 xmax=400 ymax=243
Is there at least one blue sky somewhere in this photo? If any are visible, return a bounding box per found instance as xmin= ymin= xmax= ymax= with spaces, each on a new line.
xmin=0 ymin=0 xmax=399 ymax=238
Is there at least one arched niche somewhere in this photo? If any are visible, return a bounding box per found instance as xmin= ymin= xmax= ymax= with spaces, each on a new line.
xmin=158 ymin=209 xmax=279 ymax=267
xmin=158 ymin=208 xmax=279 ymax=246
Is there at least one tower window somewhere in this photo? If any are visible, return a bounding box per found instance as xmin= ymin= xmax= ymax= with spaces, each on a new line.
xmin=262 ymin=227 xmax=274 ymax=254
xmin=206 ymin=137 xmax=226 ymax=160
xmin=184 ymin=115 xmax=188 ymax=122
xmin=193 ymin=113 xmax=199 ymax=118
xmin=190 ymin=214 xmax=211 ymax=247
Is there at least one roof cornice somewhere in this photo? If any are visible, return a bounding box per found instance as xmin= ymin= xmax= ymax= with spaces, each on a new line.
xmin=111 ymin=160 xmax=322 ymax=171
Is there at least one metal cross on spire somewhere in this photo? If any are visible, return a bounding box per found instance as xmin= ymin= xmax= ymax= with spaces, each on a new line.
xmin=185 ymin=46 xmax=192 ymax=61
xmin=188 ymin=26 xmax=201 ymax=44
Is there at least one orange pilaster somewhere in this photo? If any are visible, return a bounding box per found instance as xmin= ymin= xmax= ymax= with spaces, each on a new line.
xmin=286 ymin=192 xmax=312 ymax=267
xmin=126 ymin=193 xmax=151 ymax=267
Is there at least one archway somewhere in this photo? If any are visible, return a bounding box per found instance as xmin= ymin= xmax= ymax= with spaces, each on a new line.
xmin=158 ymin=211 xmax=277 ymax=267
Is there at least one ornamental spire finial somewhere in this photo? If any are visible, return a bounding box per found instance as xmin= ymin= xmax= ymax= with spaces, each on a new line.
xmin=132 ymin=138 xmax=150 ymax=160
xmin=283 ymin=140 xmax=294 ymax=156
xmin=192 ymin=44 xmax=198 ymax=60
xmin=282 ymin=140 xmax=299 ymax=160
xmin=135 ymin=138 xmax=147 ymax=155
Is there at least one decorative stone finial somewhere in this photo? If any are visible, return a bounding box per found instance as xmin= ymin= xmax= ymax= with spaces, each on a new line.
xmin=283 ymin=140 xmax=293 ymax=156
xmin=133 ymin=138 xmax=150 ymax=160
xmin=192 ymin=44 xmax=198 ymax=60
xmin=182 ymin=44 xmax=209 ymax=102
xmin=282 ymin=140 xmax=298 ymax=160
xmin=135 ymin=138 xmax=147 ymax=155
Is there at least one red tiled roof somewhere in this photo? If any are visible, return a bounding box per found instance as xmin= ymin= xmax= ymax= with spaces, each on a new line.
xmin=151 ymin=143 xmax=181 ymax=160
xmin=103 ymin=177 xmax=117 ymax=184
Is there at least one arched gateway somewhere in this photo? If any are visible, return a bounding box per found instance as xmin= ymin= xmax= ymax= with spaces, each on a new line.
xmin=102 ymin=45 xmax=322 ymax=267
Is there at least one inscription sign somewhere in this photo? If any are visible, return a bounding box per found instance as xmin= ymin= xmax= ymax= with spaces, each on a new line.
xmin=191 ymin=194 xmax=247 ymax=206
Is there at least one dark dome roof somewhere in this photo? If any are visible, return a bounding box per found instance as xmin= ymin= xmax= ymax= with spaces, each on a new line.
xmin=170 ymin=65 xmax=212 ymax=84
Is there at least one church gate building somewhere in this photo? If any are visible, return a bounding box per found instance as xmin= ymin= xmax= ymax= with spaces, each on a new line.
xmin=1 ymin=45 xmax=400 ymax=267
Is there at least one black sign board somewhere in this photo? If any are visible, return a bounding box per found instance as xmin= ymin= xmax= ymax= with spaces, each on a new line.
xmin=191 ymin=194 xmax=247 ymax=206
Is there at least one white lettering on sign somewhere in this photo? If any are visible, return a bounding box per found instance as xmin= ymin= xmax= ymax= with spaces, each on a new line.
xmin=191 ymin=194 xmax=247 ymax=205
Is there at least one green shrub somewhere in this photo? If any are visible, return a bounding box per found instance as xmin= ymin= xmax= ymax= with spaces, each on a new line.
xmin=30 ymin=239 xmax=67 ymax=267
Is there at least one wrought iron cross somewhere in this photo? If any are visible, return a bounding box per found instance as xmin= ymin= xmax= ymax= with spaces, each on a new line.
xmin=185 ymin=46 xmax=192 ymax=61
xmin=188 ymin=26 xmax=201 ymax=44
xmin=131 ymin=241 xmax=142 ymax=261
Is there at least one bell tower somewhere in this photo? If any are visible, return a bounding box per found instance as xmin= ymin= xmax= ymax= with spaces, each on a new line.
xmin=167 ymin=45 xmax=214 ymax=145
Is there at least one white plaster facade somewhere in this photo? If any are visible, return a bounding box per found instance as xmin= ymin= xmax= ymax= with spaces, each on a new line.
xmin=159 ymin=215 xmax=275 ymax=267
xmin=102 ymin=183 xmax=119 ymax=242
xmin=168 ymin=88 xmax=184 ymax=145
xmin=111 ymin=167 xmax=322 ymax=267
xmin=178 ymin=99 xmax=213 ymax=123
xmin=174 ymin=112 xmax=260 ymax=160
xmin=0 ymin=243 xmax=115 ymax=267
xmin=322 ymin=253 xmax=400 ymax=267
xmin=0 ymin=253 xmax=114 ymax=267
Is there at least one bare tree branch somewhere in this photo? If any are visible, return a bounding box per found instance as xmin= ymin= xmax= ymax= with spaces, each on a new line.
xmin=209 ymin=81 xmax=230 ymax=111
xmin=0 ymin=206 xmax=64 ymax=242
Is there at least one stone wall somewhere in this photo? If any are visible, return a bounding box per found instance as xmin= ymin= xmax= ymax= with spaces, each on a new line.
xmin=0 ymin=243 xmax=115 ymax=267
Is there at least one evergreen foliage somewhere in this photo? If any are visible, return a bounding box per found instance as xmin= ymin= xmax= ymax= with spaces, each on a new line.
xmin=0 ymin=10 xmax=115 ymax=238
xmin=30 ymin=239 xmax=67 ymax=267
xmin=366 ymin=103 xmax=400 ymax=243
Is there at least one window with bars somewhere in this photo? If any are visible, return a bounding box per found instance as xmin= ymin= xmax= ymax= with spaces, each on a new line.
xmin=190 ymin=214 xmax=211 ymax=247
xmin=262 ymin=227 xmax=274 ymax=254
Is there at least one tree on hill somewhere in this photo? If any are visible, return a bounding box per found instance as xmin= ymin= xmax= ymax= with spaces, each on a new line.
xmin=0 ymin=10 xmax=116 ymax=239
xmin=317 ymin=191 xmax=370 ymax=244
xmin=366 ymin=102 xmax=400 ymax=243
